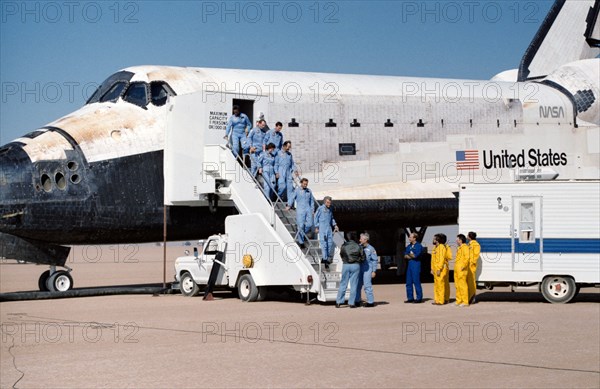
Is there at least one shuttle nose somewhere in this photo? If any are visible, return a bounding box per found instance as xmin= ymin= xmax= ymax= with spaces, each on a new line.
xmin=0 ymin=142 xmax=36 ymax=232
xmin=0 ymin=142 xmax=35 ymax=199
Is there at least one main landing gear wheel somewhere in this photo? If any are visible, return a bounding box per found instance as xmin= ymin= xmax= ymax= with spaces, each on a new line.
xmin=541 ymin=276 xmax=576 ymax=303
xmin=46 ymin=271 xmax=73 ymax=292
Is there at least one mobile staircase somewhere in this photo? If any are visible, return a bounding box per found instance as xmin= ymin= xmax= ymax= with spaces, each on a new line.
xmin=202 ymin=145 xmax=344 ymax=302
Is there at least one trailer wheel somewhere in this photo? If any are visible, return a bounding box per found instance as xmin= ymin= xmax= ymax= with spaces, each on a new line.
xmin=541 ymin=276 xmax=576 ymax=303
xmin=238 ymin=274 xmax=259 ymax=302
xmin=180 ymin=272 xmax=200 ymax=297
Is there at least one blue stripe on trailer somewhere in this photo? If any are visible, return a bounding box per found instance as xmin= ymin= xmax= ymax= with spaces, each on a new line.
xmin=515 ymin=240 xmax=541 ymax=253
xmin=477 ymin=238 xmax=511 ymax=252
xmin=477 ymin=238 xmax=600 ymax=254
xmin=543 ymin=239 xmax=600 ymax=254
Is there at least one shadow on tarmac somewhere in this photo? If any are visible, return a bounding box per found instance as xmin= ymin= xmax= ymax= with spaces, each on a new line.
xmin=475 ymin=291 xmax=600 ymax=304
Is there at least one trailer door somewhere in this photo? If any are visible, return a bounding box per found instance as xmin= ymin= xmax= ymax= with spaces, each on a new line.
xmin=512 ymin=197 xmax=543 ymax=271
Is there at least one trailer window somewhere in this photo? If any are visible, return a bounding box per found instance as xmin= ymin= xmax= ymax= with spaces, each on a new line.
xmin=519 ymin=202 xmax=535 ymax=242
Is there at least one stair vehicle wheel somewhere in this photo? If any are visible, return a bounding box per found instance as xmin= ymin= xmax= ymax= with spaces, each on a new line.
xmin=541 ymin=276 xmax=577 ymax=303
xmin=180 ymin=272 xmax=200 ymax=297
xmin=46 ymin=271 xmax=73 ymax=292
xmin=38 ymin=270 xmax=51 ymax=291
xmin=238 ymin=274 xmax=259 ymax=302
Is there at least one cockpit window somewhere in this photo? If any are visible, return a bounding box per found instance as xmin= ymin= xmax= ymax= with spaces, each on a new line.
xmin=86 ymin=71 xmax=176 ymax=108
xmin=86 ymin=70 xmax=135 ymax=105
xmin=99 ymin=82 xmax=128 ymax=103
xmin=151 ymin=82 xmax=170 ymax=106
xmin=87 ymin=87 xmax=103 ymax=104
xmin=123 ymin=82 xmax=148 ymax=108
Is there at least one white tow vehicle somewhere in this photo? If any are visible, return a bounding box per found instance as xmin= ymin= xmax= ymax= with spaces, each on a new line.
xmin=174 ymin=212 xmax=345 ymax=302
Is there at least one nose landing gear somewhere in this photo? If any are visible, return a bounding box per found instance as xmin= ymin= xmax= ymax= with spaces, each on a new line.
xmin=38 ymin=265 xmax=74 ymax=292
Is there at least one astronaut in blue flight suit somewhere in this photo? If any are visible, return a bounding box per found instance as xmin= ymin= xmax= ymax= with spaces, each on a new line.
xmin=404 ymin=232 xmax=424 ymax=303
xmin=275 ymin=141 xmax=298 ymax=202
xmin=263 ymin=121 xmax=284 ymax=153
xmin=286 ymin=178 xmax=314 ymax=246
xmin=355 ymin=232 xmax=378 ymax=307
xmin=259 ymin=143 xmax=277 ymax=200
xmin=224 ymin=105 xmax=252 ymax=158
xmin=247 ymin=119 xmax=268 ymax=176
xmin=314 ymin=196 xmax=339 ymax=269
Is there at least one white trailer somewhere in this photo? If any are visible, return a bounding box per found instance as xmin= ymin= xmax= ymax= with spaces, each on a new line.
xmin=458 ymin=180 xmax=600 ymax=303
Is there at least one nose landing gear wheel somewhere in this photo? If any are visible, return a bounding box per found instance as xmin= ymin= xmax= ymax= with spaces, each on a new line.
xmin=46 ymin=271 xmax=74 ymax=292
xmin=38 ymin=270 xmax=51 ymax=291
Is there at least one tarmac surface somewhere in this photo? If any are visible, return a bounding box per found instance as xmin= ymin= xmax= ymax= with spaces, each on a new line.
xmin=1 ymin=245 xmax=599 ymax=388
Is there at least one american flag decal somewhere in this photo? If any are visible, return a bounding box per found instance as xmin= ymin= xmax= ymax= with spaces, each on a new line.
xmin=456 ymin=150 xmax=479 ymax=170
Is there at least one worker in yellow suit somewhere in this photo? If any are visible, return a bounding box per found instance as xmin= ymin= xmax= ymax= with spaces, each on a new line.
xmin=430 ymin=233 xmax=449 ymax=305
xmin=444 ymin=237 xmax=452 ymax=304
xmin=467 ymin=231 xmax=481 ymax=304
xmin=454 ymin=234 xmax=470 ymax=306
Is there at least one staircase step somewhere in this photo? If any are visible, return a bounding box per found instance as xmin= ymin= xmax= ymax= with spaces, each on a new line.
xmin=323 ymin=281 xmax=340 ymax=291
xmin=320 ymin=289 xmax=342 ymax=302
xmin=319 ymin=268 xmax=340 ymax=275
xmin=306 ymin=257 xmax=321 ymax=265
xmin=279 ymin=215 xmax=296 ymax=225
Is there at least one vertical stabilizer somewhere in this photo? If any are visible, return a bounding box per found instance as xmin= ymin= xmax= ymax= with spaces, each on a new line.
xmin=519 ymin=0 xmax=600 ymax=81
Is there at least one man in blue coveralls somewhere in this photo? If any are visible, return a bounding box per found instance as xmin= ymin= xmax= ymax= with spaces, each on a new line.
xmin=247 ymin=119 xmax=268 ymax=177
xmin=263 ymin=121 xmax=284 ymax=153
xmin=355 ymin=232 xmax=378 ymax=307
xmin=286 ymin=178 xmax=314 ymax=247
xmin=224 ymin=105 xmax=252 ymax=158
xmin=336 ymin=233 xmax=364 ymax=309
xmin=258 ymin=143 xmax=277 ymax=200
xmin=404 ymin=232 xmax=423 ymax=303
xmin=314 ymin=196 xmax=339 ymax=270
xmin=275 ymin=141 xmax=298 ymax=202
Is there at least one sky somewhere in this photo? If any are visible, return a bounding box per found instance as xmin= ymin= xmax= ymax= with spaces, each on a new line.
xmin=0 ymin=0 xmax=554 ymax=144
